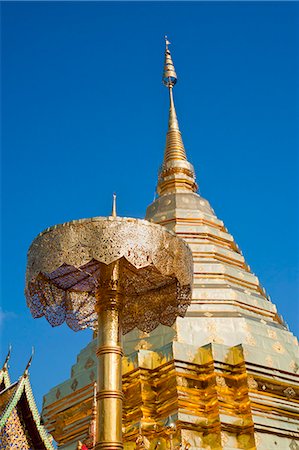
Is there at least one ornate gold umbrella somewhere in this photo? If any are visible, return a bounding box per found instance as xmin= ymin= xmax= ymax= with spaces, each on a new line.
xmin=25 ymin=215 xmax=193 ymax=450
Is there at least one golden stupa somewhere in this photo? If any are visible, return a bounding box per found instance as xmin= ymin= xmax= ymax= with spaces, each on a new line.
xmin=41 ymin=39 xmax=299 ymax=450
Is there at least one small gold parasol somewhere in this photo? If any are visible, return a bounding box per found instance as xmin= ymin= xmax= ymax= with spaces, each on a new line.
xmin=25 ymin=215 xmax=193 ymax=450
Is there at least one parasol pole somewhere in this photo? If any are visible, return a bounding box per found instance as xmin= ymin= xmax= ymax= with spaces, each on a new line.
xmin=95 ymin=260 xmax=123 ymax=450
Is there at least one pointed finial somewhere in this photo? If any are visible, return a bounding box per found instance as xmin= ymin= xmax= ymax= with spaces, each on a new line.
xmin=163 ymin=36 xmax=177 ymax=87
xmin=165 ymin=35 xmax=170 ymax=50
xmin=3 ymin=345 xmax=12 ymax=370
xmin=111 ymin=193 xmax=117 ymax=217
xmin=162 ymin=36 xmax=179 ymax=130
xmin=24 ymin=347 xmax=34 ymax=376
xmin=157 ymin=37 xmax=198 ymax=196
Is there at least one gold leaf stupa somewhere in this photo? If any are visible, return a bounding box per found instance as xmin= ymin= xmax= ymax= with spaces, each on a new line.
xmin=41 ymin=38 xmax=299 ymax=450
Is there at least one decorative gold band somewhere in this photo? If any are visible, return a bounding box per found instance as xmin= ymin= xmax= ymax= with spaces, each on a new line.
xmin=95 ymin=296 xmax=123 ymax=313
xmin=96 ymin=390 xmax=124 ymax=400
xmin=96 ymin=345 xmax=123 ymax=357
xmin=94 ymin=443 xmax=123 ymax=450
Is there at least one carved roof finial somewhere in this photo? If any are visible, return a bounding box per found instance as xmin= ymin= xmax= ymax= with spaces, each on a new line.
xmin=3 ymin=345 xmax=12 ymax=371
xmin=24 ymin=347 xmax=34 ymax=377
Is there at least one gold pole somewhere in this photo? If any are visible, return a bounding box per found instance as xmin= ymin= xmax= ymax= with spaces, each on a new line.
xmin=95 ymin=261 xmax=123 ymax=450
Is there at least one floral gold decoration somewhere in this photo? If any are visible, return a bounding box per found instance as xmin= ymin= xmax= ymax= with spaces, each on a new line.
xmin=25 ymin=216 xmax=193 ymax=450
xmin=273 ymin=342 xmax=285 ymax=354
xmin=283 ymin=387 xmax=296 ymax=399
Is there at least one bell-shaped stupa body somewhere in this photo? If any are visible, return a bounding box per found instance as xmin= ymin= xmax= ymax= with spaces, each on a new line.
xmin=42 ymin=40 xmax=299 ymax=450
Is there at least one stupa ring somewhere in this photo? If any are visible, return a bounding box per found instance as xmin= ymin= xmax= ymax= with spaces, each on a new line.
xmin=25 ymin=217 xmax=193 ymax=334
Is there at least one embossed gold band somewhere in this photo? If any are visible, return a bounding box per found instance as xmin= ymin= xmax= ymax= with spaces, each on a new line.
xmin=96 ymin=346 xmax=123 ymax=357
xmin=94 ymin=441 xmax=123 ymax=450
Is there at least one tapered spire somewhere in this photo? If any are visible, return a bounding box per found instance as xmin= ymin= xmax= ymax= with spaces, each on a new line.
xmin=111 ymin=193 xmax=117 ymax=217
xmin=157 ymin=37 xmax=197 ymax=196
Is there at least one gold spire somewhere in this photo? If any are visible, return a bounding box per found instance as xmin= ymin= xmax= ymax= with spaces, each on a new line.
xmin=111 ymin=193 xmax=117 ymax=217
xmin=157 ymin=37 xmax=197 ymax=196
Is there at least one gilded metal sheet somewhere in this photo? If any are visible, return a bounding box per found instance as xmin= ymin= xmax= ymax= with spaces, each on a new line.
xmin=25 ymin=217 xmax=193 ymax=334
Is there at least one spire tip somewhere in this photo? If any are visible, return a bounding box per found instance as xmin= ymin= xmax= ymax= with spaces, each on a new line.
xmin=111 ymin=193 xmax=117 ymax=218
xmin=162 ymin=36 xmax=177 ymax=88
xmin=165 ymin=35 xmax=170 ymax=50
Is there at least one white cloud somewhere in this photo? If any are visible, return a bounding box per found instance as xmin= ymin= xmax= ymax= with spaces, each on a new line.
xmin=0 ymin=308 xmax=17 ymax=325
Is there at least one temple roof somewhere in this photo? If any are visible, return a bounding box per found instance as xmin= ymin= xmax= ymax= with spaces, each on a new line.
xmin=0 ymin=354 xmax=54 ymax=450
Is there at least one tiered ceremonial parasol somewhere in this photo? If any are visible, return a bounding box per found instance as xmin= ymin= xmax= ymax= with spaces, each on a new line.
xmin=25 ymin=214 xmax=193 ymax=450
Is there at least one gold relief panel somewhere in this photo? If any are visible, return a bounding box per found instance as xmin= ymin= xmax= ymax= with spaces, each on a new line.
xmin=290 ymin=440 xmax=299 ymax=450
xmin=242 ymin=322 xmax=251 ymax=332
xmin=265 ymin=355 xmax=274 ymax=367
xmin=215 ymin=375 xmax=227 ymax=388
xmin=242 ymin=347 xmax=249 ymax=359
xmin=283 ymin=387 xmax=296 ymax=399
xmin=267 ymin=328 xmax=277 ymax=340
xmin=176 ymin=376 xmax=188 ymax=388
xmin=253 ymin=379 xmax=298 ymax=400
xmin=135 ymin=340 xmax=153 ymax=351
xmin=201 ymin=431 xmax=222 ymax=450
xmin=211 ymin=335 xmax=224 ymax=344
xmin=237 ymin=432 xmax=255 ymax=449
xmin=220 ymin=431 xmax=229 ymax=446
xmin=289 ymin=360 xmax=299 ymax=373
xmin=272 ymin=341 xmax=285 ymax=354
xmin=186 ymin=350 xmax=195 ymax=362
xmin=207 ymin=321 xmax=217 ymax=333
xmin=245 ymin=334 xmax=256 ymax=347
xmin=247 ymin=376 xmax=258 ymax=390
xmin=84 ymin=357 xmax=95 ymax=369
xmin=139 ymin=331 xmax=150 ymax=339
xmin=71 ymin=378 xmax=78 ymax=391
xmin=254 ymin=433 xmax=262 ymax=448
xmin=89 ymin=370 xmax=95 ymax=382
xmin=181 ymin=429 xmax=202 ymax=449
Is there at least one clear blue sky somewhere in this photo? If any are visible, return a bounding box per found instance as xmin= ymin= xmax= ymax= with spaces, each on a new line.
xmin=1 ymin=2 xmax=298 ymax=413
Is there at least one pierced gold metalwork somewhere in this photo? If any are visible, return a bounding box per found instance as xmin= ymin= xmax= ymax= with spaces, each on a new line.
xmin=25 ymin=216 xmax=193 ymax=450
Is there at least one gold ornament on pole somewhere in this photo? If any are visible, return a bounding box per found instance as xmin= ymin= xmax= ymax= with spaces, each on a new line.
xmin=25 ymin=215 xmax=193 ymax=450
